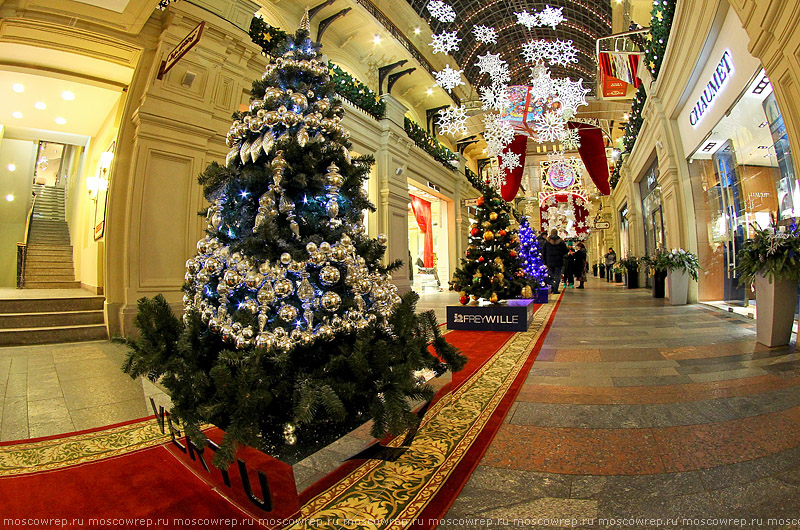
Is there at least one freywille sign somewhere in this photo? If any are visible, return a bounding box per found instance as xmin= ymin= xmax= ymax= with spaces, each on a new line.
xmin=689 ymin=50 xmax=733 ymax=128
xmin=447 ymin=299 xmax=535 ymax=331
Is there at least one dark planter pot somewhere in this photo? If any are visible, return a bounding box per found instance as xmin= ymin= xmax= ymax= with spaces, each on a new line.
xmin=614 ymin=272 xmax=623 ymax=283
xmin=626 ymin=269 xmax=639 ymax=289
xmin=653 ymin=269 xmax=666 ymax=298
xmin=599 ymin=264 xmax=606 ymax=277
xmin=592 ymin=265 xmax=598 ymax=277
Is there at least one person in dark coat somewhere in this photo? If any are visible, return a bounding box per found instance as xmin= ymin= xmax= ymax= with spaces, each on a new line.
xmin=573 ymin=242 xmax=587 ymax=289
xmin=563 ymin=245 xmax=576 ymax=289
xmin=536 ymin=230 xmax=547 ymax=258
xmin=543 ymin=229 xmax=568 ymax=294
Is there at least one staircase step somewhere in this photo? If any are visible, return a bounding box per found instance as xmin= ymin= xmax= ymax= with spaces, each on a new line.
xmin=23 ymin=280 xmax=81 ymax=289
xmin=24 ymin=274 xmax=76 ymax=283
xmin=0 ymin=324 xmax=107 ymax=346
xmin=24 ymin=262 xmax=74 ymax=270
xmin=0 ymin=296 xmax=104 ymax=314
xmin=0 ymin=310 xmax=104 ymax=329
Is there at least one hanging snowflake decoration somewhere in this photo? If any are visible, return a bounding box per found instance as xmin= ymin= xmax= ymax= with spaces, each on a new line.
xmin=554 ymin=77 xmax=590 ymax=113
xmin=534 ymin=110 xmax=566 ymax=143
xmin=430 ymin=31 xmax=461 ymax=55
xmin=483 ymin=113 xmax=515 ymax=155
xmin=550 ymin=39 xmax=579 ymax=66
xmin=538 ymin=5 xmax=566 ymax=29
xmin=437 ymin=105 xmax=468 ymax=137
xmin=434 ymin=65 xmax=464 ymax=92
xmin=475 ymin=52 xmax=505 ymax=76
xmin=515 ymin=10 xmax=540 ymax=29
xmin=522 ymin=39 xmax=578 ymax=67
xmin=427 ymin=0 xmax=456 ymax=23
xmin=479 ymin=85 xmax=511 ymax=111
xmin=529 ymin=64 xmax=556 ymax=101
xmin=472 ymin=25 xmax=497 ymax=44
xmin=561 ymin=128 xmax=581 ymax=150
xmin=500 ymin=151 xmax=521 ymax=172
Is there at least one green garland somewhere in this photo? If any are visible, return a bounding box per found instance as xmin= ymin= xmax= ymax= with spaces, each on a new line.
xmin=609 ymin=158 xmax=623 ymax=189
xmin=328 ymin=63 xmax=385 ymax=120
xmin=622 ymin=85 xmax=647 ymax=154
xmin=645 ymin=0 xmax=676 ymax=80
xmin=249 ymin=16 xmax=288 ymax=57
xmin=404 ymin=117 xmax=458 ymax=170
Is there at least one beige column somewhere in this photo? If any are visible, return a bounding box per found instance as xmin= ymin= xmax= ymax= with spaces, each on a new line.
xmin=376 ymin=94 xmax=413 ymax=294
xmin=105 ymin=0 xmax=266 ymax=336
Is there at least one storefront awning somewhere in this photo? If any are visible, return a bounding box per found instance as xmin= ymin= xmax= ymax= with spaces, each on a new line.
xmin=567 ymin=122 xmax=611 ymax=195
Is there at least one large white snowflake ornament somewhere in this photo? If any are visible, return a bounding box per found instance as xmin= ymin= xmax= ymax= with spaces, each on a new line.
xmin=515 ymin=10 xmax=540 ymax=29
xmin=472 ymin=25 xmax=497 ymax=44
xmin=483 ymin=113 xmax=515 ymax=147
xmin=434 ymin=65 xmax=464 ymax=92
xmin=500 ymin=151 xmax=521 ymax=172
xmin=430 ymin=31 xmax=461 ymax=55
xmin=534 ymin=110 xmax=566 ymax=143
xmin=554 ymin=77 xmax=590 ymax=113
xmin=437 ymin=105 xmax=468 ymax=137
xmin=538 ymin=5 xmax=566 ymax=29
xmin=561 ymin=128 xmax=581 ymax=150
xmin=479 ymin=85 xmax=511 ymax=111
xmin=426 ymin=0 xmax=456 ymax=23
xmin=522 ymin=39 xmax=578 ymax=67
xmin=521 ymin=40 xmax=551 ymax=64
xmin=551 ymin=39 xmax=579 ymax=66
xmin=529 ymin=65 xmax=556 ymax=101
xmin=475 ymin=52 xmax=505 ymax=76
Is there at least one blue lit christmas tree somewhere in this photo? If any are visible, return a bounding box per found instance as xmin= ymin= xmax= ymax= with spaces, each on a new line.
xmin=519 ymin=218 xmax=549 ymax=289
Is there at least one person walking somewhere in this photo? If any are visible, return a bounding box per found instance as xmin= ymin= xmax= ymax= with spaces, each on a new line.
xmin=536 ymin=230 xmax=547 ymax=258
xmin=604 ymin=247 xmax=617 ymax=282
xmin=544 ymin=229 xmax=568 ymax=295
xmin=574 ymin=242 xmax=587 ymax=289
xmin=563 ymin=245 xmax=576 ymax=289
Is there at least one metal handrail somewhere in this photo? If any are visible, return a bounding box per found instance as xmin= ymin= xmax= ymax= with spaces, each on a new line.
xmin=16 ymin=193 xmax=37 ymax=288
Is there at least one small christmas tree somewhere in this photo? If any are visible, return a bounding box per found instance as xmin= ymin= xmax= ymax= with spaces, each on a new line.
xmin=450 ymin=182 xmax=529 ymax=304
xmin=123 ymin=13 xmax=464 ymax=465
xmin=519 ymin=218 xmax=549 ymax=289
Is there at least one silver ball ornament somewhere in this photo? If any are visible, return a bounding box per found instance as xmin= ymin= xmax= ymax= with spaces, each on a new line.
xmin=280 ymin=253 xmax=292 ymax=266
xmin=274 ymin=278 xmax=294 ymax=298
xmin=320 ymin=292 xmax=341 ymax=312
xmin=278 ymin=304 xmax=299 ymax=322
xmin=319 ymin=266 xmax=340 ymax=286
xmin=376 ymin=233 xmax=388 ymax=246
xmin=306 ymin=242 xmax=318 ymax=254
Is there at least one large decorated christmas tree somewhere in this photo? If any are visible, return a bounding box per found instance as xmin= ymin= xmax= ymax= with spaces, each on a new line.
xmin=450 ymin=181 xmax=531 ymax=304
xmin=123 ymin=14 xmax=464 ymax=465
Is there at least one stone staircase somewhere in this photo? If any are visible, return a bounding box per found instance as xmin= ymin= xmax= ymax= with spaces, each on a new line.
xmin=24 ymin=185 xmax=80 ymax=289
xmin=0 ymin=296 xmax=107 ymax=346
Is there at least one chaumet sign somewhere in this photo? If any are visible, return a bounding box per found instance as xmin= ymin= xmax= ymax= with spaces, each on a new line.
xmin=689 ymin=50 xmax=733 ymax=128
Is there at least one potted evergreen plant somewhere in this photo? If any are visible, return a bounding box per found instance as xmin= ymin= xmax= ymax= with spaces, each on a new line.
xmin=620 ymin=256 xmax=640 ymax=289
xmin=640 ymin=250 xmax=669 ymax=298
xmin=736 ymin=219 xmax=800 ymax=347
xmin=662 ymin=248 xmax=699 ymax=305
xmin=613 ymin=262 xmax=624 ymax=284
xmin=592 ymin=263 xmax=598 ymax=277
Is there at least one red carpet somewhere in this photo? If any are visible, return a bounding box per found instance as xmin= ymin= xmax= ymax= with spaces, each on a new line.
xmin=0 ymin=299 xmax=560 ymax=530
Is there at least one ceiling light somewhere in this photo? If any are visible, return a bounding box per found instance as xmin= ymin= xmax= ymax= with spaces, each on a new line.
xmin=5 ymin=194 xmax=14 ymax=202
xmin=414 ymin=26 xmax=421 ymax=35
xmin=34 ymin=101 xmax=46 ymax=110
xmin=373 ymin=34 xmax=381 ymax=44
xmin=7 ymin=164 xmax=16 ymax=172
xmin=12 ymin=83 xmax=24 ymax=93
xmin=426 ymin=88 xmax=434 ymax=95
xmin=61 ymin=90 xmax=75 ymax=101
xmin=12 ymin=112 xmax=22 ymax=119
xmin=54 ymin=117 xmax=67 ymax=125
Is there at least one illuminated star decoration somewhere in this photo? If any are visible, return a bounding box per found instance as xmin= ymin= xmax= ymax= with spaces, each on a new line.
xmin=426 ymin=0 xmax=456 ymax=23
xmin=434 ymin=65 xmax=464 ymax=92
xmin=472 ymin=25 xmax=497 ymax=44
xmin=500 ymin=150 xmax=521 ymax=172
xmin=437 ymin=105 xmax=468 ymax=137
xmin=430 ymin=31 xmax=461 ymax=54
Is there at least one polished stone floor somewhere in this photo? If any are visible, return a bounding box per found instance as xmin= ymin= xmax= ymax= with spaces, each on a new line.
xmin=2 ymin=278 xmax=799 ymax=529
xmin=441 ymin=277 xmax=800 ymax=530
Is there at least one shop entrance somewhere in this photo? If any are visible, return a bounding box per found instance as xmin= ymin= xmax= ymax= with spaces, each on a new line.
xmin=408 ymin=183 xmax=451 ymax=294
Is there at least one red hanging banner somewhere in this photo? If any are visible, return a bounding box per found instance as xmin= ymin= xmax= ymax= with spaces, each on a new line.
xmin=497 ymin=134 xmax=528 ymax=202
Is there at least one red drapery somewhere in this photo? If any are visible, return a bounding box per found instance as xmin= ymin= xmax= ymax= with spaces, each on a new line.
xmin=410 ymin=195 xmax=434 ymax=267
xmin=498 ymin=134 xmax=528 ymax=202
xmin=567 ymin=122 xmax=611 ymax=195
